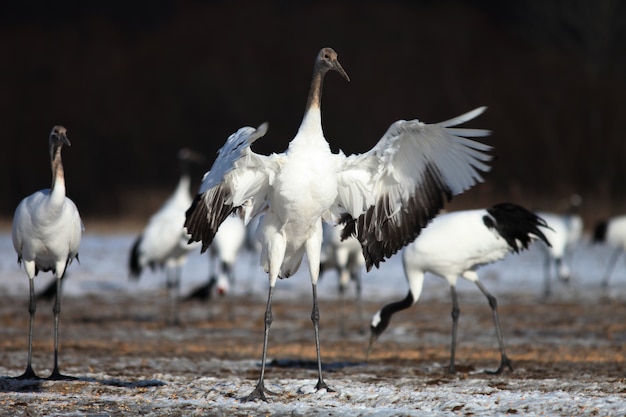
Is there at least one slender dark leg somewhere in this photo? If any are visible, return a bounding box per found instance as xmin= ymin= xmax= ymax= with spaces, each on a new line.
xmin=354 ymin=269 xmax=364 ymax=335
xmin=311 ymin=283 xmax=333 ymax=392
xmin=223 ymin=261 xmax=234 ymax=286
xmin=475 ymin=281 xmax=513 ymax=374
xmin=447 ymin=285 xmax=460 ymax=374
xmin=602 ymin=249 xmax=622 ymax=288
xmin=543 ymin=256 xmax=552 ymax=298
xmin=555 ymin=258 xmax=570 ymax=283
xmin=167 ymin=266 xmax=181 ymax=326
xmin=244 ymin=285 xmax=277 ymax=402
xmin=15 ymin=277 xmax=40 ymax=380
xmin=48 ymin=274 xmax=75 ymax=380
xmin=337 ymin=277 xmax=347 ymax=336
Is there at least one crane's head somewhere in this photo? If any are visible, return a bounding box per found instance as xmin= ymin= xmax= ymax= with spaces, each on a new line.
xmin=366 ymin=309 xmax=388 ymax=361
xmin=50 ymin=125 xmax=70 ymax=147
xmin=317 ymin=47 xmax=350 ymax=82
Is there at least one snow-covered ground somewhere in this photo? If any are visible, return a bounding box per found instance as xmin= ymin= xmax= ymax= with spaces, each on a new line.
xmin=2 ymin=230 xmax=625 ymax=302
xmin=1 ymin=230 xmax=626 ymax=416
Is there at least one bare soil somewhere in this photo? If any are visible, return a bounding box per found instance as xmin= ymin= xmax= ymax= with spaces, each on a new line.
xmin=0 ymin=291 xmax=625 ymax=415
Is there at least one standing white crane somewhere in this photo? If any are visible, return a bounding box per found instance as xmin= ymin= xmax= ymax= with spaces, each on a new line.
xmin=129 ymin=148 xmax=203 ymax=324
xmin=536 ymin=194 xmax=583 ymax=297
xmin=185 ymin=214 xmax=246 ymax=300
xmin=367 ymin=203 xmax=551 ymax=374
xmin=12 ymin=126 xmax=83 ymax=380
xmin=185 ymin=47 xmax=492 ymax=401
xmin=320 ymin=223 xmax=365 ymax=334
xmin=593 ymin=215 xmax=626 ymax=286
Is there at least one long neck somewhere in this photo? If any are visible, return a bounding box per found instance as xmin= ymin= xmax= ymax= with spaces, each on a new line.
xmin=372 ymin=291 xmax=415 ymax=337
xmin=305 ymin=63 xmax=325 ymax=113
xmin=50 ymin=144 xmax=66 ymax=199
xmin=295 ymin=63 xmax=328 ymax=141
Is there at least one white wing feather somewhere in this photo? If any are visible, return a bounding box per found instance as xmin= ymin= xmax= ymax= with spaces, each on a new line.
xmin=185 ymin=123 xmax=279 ymax=252
xmin=332 ymin=107 xmax=492 ymax=269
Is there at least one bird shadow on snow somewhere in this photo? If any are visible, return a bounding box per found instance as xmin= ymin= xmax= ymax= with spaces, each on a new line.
xmin=0 ymin=375 xmax=165 ymax=393
xmin=267 ymin=358 xmax=365 ymax=372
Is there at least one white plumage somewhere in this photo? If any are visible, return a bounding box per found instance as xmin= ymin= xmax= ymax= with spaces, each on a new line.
xmin=593 ymin=215 xmax=626 ymax=286
xmin=129 ymin=149 xmax=203 ymax=324
xmin=209 ymin=215 xmax=246 ymax=293
xmin=12 ymin=125 xmax=83 ymax=380
xmin=185 ymin=47 xmax=492 ymax=401
xmin=186 ymin=215 xmax=247 ymax=299
xmin=368 ymin=203 xmax=551 ymax=374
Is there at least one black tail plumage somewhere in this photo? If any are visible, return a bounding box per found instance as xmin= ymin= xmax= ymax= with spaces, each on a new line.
xmin=129 ymin=235 xmax=143 ymax=279
xmin=37 ymin=276 xmax=62 ymax=301
xmin=593 ymin=220 xmax=608 ymax=243
xmin=483 ymin=203 xmax=552 ymax=252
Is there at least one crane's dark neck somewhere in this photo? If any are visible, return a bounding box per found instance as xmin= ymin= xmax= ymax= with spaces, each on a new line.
xmin=371 ymin=291 xmax=415 ymax=337
xmin=50 ymin=143 xmax=65 ymax=192
xmin=304 ymin=61 xmax=328 ymax=114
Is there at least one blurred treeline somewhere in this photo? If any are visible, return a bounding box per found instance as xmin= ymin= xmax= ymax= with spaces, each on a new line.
xmin=2 ymin=0 xmax=625 ymax=228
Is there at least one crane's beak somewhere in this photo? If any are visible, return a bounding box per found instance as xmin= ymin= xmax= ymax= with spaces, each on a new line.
xmin=57 ymin=130 xmax=71 ymax=147
xmin=365 ymin=332 xmax=378 ymax=362
xmin=333 ymin=58 xmax=350 ymax=82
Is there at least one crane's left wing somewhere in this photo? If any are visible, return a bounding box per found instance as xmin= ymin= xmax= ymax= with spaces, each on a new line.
xmin=332 ymin=107 xmax=492 ymax=270
xmin=185 ymin=123 xmax=280 ymax=252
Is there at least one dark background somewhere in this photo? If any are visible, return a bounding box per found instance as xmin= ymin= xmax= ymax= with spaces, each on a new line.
xmin=2 ymin=0 xmax=625 ymax=228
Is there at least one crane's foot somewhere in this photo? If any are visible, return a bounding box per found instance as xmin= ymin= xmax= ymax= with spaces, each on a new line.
xmin=242 ymin=380 xmax=277 ymax=402
xmin=315 ymin=378 xmax=335 ymax=392
xmin=47 ymin=368 xmax=78 ymax=381
xmin=446 ymin=364 xmax=457 ymax=374
xmin=485 ymin=356 xmax=513 ymax=375
xmin=13 ymin=365 xmax=42 ymax=380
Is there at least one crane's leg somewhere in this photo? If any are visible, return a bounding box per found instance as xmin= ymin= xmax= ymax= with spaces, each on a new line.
xmin=311 ymin=283 xmax=333 ymax=392
xmin=48 ymin=271 xmax=75 ymax=380
xmin=244 ymin=234 xmax=284 ymax=402
xmin=244 ymin=284 xmax=277 ymax=402
xmin=448 ymin=285 xmax=460 ymax=374
xmin=555 ymin=258 xmax=570 ymax=283
xmin=601 ymin=249 xmax=622 ymax=287
xmin=15 ymin=277 xmax=40 ymax=380
xmin=167 ymin=266 xmax=182 ymax=326
xmin=543 ymin=255 xmax=552 ymax=298
xmin=223 ymin=261 xmax=234 ymax=287
xmin=337 ymin=273 xmax=347 ymax=336
xmin=306 ymin=228 xmax=333 ymax=393
xmin=353 ymin=268 xmax=365 ymax=335
xmin=475 ymin=281 xmax=513 ymax=374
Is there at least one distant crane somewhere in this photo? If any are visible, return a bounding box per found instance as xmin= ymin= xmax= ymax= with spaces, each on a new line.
xmin=593 ymin=214 xmax=626 ymax=286
xmin=368 ymin=203 xmax=551 ymax=374
xmin=185 ymin=214 xmax=246 ymax=300
xmin=128 ymin=148 xmax=203 ymax=324
xmin=536 ymin=194 xmax=583 ymax=297
xmin=12 ymin=126 xmax=83 ymax=380
xmin=185 ymin=47 xmax=491 ymax=401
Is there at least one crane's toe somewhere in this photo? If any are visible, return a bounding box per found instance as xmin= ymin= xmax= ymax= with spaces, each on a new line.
xmin=315 ymin=378 xmax=335 ymax=392
xmin=47 ymin=369 xmax=78 ymax=381
xmin=485 ymin=356 xmax=513 ymax=375
xmin=13 ymin=365 xmax=42 ymax=381
xmin=242 ymin=380 xmax=278 ymax=402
